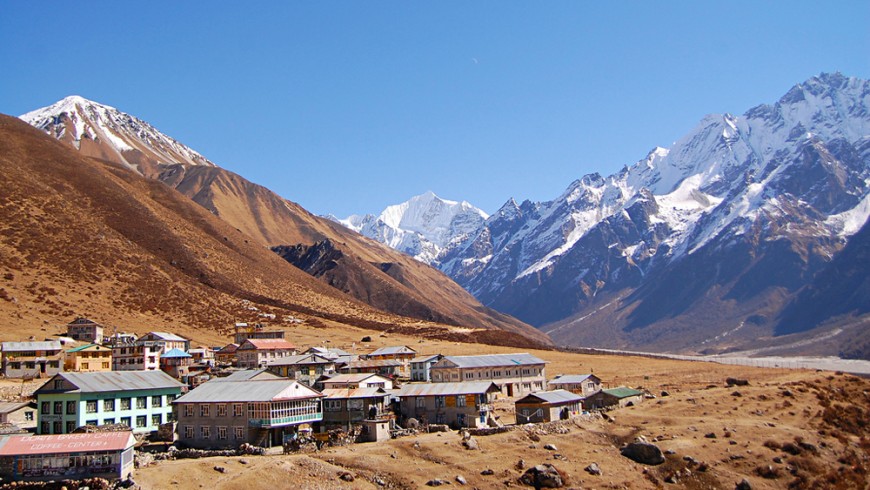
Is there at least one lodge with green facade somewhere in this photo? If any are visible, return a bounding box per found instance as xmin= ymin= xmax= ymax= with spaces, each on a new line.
xmin=33 ymin=371 xmax=185 ymax=435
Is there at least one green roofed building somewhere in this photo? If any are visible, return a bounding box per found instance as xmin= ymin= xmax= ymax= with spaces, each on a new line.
xmin=584 ymin=387 xmax=645 ymax=410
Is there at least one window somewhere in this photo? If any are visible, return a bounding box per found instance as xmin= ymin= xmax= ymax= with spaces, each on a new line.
xmin=53 ymin=401 xmax=63 ymax=414
xmin=52 ymin=420 xmax=62 ymax=433
xmin=82 ymin=362 xmax=89 ymax=370
xmin=24 ymin=411 xmax=34 ymax=421
xmin=121 ymin=417 xmax=132 ymax=427
xmin=86 ymin=420 xmax=98 ymax=426
xmin=200 ymin=404 xmax=209 ymax=417
xmin=348 ymin=399 xmax=363 ymax=411
xmin=120 ymin=398 xmax=131 ymax=410
xmin=234 ymin=427 xmax=244 ymax=439
xmin=435 ymin=396 xmax=445 ymax=407
xmin=325 ymin=400 xmax=341 ymax=412
xmin=136 ymin=397 xmax=147 ymax=409
xmin=233 ymin=404 xmax=243 ymax=417
xmin=136 ymin=415 xmax=147 ymax=428
xmin=103 ymin=418 xmax=115 ymax=425
xmin=66 ymin=401 xmax=76 ymax=414
xmin=41 ymin=402 xmax=50 ymax=414
xmin=41 ymin=421 xmax=50 ymax=434
xmin=103 ymin=399 xmax=115 ymax=412
xmin=152 ymin=395 xmax=162 ymax=407
xmin=217 ymin=404 xmax=227 ymax=417
xmin=66 ymin=421 xmax=76 ymax=433
xmin=184 ymin=405 xmax=194 ymax=417
xmin=86 ymin=400 xmax=97 ymax=413
xmin=456 ymin=395 xmax=466 ymax=407
xmin=53 ymin=379 xmax=64 ymax=390
xmin=102 ymin=362 xmax=109 ymax=369
xmin=184 ymin=426 xmax=194 ymax=438
xmin=152 ymin=414 xmax=162 ymax=426
xmin=201 ymin=426 xmax=210 ymax=439
xmin=415 ymin=397 xmax=425 ymax=408
xmin=435 ymin=413 xmax=445 ymax=424
xmin=218 ymin=426 xmax=227 ymax=440
xmin=464 ymin=373 xmax=473 ymax=379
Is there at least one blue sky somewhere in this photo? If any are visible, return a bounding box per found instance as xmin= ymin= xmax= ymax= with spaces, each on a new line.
xmin=2 ymin=2 xmax=868 ymax=217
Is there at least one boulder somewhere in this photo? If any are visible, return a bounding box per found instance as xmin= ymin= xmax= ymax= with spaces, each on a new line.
xmin=584 ymin=463 xmax=602 ymax=476
xmin=621 ymin=441 xmax=665 ymax=465
xmin=726 ymin=378 xmax=749 ymax=387
xmin=543 ymin=444 xmax=557 ymax=451
xmin=426 ymin=479 xmax=450 ymax=486
xmin=519 ymin=464 xmax=565 ymax=488
xmin=455 ymin=475 xmax=467 ymax=485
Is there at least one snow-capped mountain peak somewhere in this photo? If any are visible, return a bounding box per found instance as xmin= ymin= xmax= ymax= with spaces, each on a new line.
xmin=21 ymin=95 xmax=215 ymax=176
xmin=334 ymin=191 xmax=488 ymax=265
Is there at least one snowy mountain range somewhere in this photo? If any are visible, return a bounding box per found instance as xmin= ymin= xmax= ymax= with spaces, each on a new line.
xmin=338 ymin=73 xmax=870 ymax=357
xmin=334 ymin=191 xmax=489 ymax=264
xmin=21 ymin=95 xmax=215 ymax=177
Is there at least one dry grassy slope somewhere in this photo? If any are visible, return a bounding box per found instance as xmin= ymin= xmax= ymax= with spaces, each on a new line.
xmin=0 ymin=115 xmax=499 ymax=345
xmin=156 ymin=164 xmax=549 ymax=345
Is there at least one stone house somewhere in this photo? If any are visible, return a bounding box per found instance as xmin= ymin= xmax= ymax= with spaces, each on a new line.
xmin=64 ymin=344 xmax=112 ymax=372
xmin=266 ymin=354 xmax=337 ymax=389
xmin=339 ymin=358 xmax=403 ymax=378
xmin=514 ymin=389 xmax=584 ymax=424
xmin=174 ymin=378 xmax=323 ymax=449
xmin=33 ymin=371 xmax=184 ymax=435
xmin=0 ymin=402 xmax=37 ymax=432
xmin=410 ymin=354 xmax=443 ymax=382
xmin=137 ymin=332 xmax=190 ymax=354
xmin=321 ymin=373 xmax=393 ymax=391
xmin=584 ymin=387 xmax=644 ymax=410
xmin=320 ymin=387 xmax=388 ymax=431
xmin=235 ymin=338 xmax=297 ymax=369
xmin=430 ymin=353 xmax=548 ymax=397
xmin=1 ymin=341 xmax=63 ymax=379
xmin=396 ymin=382 xmax=500 ymax=429
xmin=214 ymin=343 xmax=238 ymax=365
xmin=65 ymin=318 xmax=105 ymax=344
xmin=365 ymin=346 xmax=417 ymax=378
xmin=547 ymin=374 xmax=602 ymax=397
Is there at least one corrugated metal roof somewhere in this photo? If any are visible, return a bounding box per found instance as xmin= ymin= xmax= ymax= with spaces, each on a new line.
xmin=143 ymin=332 xmax=188 ymax=342
xmin=162 ymin=348 xmax=191 ymax=358
xmin=397 ymin=382 xmax=499 ymax=397
xmin=434 ymin=353 xmax=547 ymax=369
xmin=65 ymin=344 xmax=104 ymax=353
xmin=321 ymin=388 xmax=386 ymax=399
xmin=548 ymin=374 xmax=594 ymax=385
xmin=346 ymin=359 xmax=403 ymax=368
xmin=2 ymin=341 xmax=62 ymax=352
xmin=0 ymin=432 xmax=135 ymax=456
xmin=323 ymin=373 xmax=389 ymax=384
xmin=0 ymin=402 xmax=34 ymax=414
xmin=267 ymin=354 xmax=333 ymax=366
xmin=369 ymin=345 xmax=416 ymax=356
xmin=175 ymin=379 xmax=321 ymax=403
xmin=37 ymin=371 xmax=184 ymax=394
xmin=516 ymin=389 xmax=583 ymax=405
xmin=239 ymin=338 xmax=297 ymax=350
xmin=603 ymin=387 xmax=643 ymax=398
xmin=410 ymin=354 xmax=442 ymax=364
xmin=213 ymin=369 xmax=283 ymax=382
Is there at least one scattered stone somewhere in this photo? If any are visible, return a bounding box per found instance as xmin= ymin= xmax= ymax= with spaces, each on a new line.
xmin=621 ymin=441 xmax=665 ymax=465
xmin=361 ymin=336 xmax=372 ymax=342
xmin=584 ymin=463 xmax=601 ymax=476
xmin=731 ymin=391 xmax=742 ymax=397
xmin=543 ymin=444 xmax=557 ymax=451
xmin=660 ymin=391 xmax=670 ymax=397
xmin=455 ymin=475 xmax=467 ymax=485
xmin=213 ymin=465 xmax=226 ymax=473
xmin=664 ymin=473 xmax=678 ymax=484
xmin=481 ymin=469 xmax=495 ymax=476
xmin=697 ymin=462 xmax=709 ymax=472
xmin=462 ymin=436 xmax=479 ymax=450
xmin=519 ymin=464 xmax=565 ymax=488
xmin=726 ymin=378 xmax=749 ymax=387
xmin=664 ymin=449 xmax=676 ymax=455
xmin=239 ymin=459 xmax=249 ymax=465
xmin=339 ymin=472 xmax=355 ymax=482
xmin=735 ymin=478 xmax=752 ymax=490
xmin=426 ymin=479 xmax=450 ymax=486
xmin=705 ymin=432 xmax=717 ymax=439
xmin=772 ymin=456 xmax=783 ymax=464
xmin=515 ymin=459 xmax=526 ymax=470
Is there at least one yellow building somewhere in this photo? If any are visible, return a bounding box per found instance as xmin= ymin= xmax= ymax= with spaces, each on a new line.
xmin=64 ymin=344 xmax=112 ymax=372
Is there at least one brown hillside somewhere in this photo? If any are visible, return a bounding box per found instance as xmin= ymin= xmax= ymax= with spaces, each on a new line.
xmin=0 ymin=115 xmax=537 ymax=347
xmin=156 ymin=163 xmax=548 ymax=344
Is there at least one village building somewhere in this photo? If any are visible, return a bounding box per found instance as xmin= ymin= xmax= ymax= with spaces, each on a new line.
xmin=33 ymin=371 xmax=184 ymax=435
xmin=320 ymin=387 xmax=389 ymax=432
xmin=0 ymin=402 xmax=37 ymax=432
xmin=214 ymin=343 xmax=239 ymax=365
xmin=215 ymin=368 xmax=284 ymax=382
xmin=339 ymin=358 xmax=403 ymax=377
xmin=159 ymin=348 xmax=193 ymax=382
xmin=0 ymin=431 xmax=135 ymax=482
xmin=396 ymin=382 xmax=500 ymax=429
xmin=266 ymin=354 xmax=337 ymax=389
xmin=233 ymin=323 xmax=286 ymax=344
xmin=1 ymin=341 xmax=63 ymax=379
xmin=105 ymin=332 xmax=137 ymax=346
xmin=547 ymin=374 xmax=602 ymax=397
xmin=236 ymin=338 xmax=297 ymax=369
xmin=137 ymin=332 xmax=190 ymax=354
xmin=410 ymin=354 xmax=443 ymax=382
xmin=514 ymin=390 xmax=584 ymax=424
xmin=64 ymin=344 xmax=112 ymax=372
xmin=429 ymin=353 xmax=548 ymax=397
xmin=584 ymin=387 xmax=645 ymax=410
xmin=173 ymin=378 xmax=323 ymax=449
xmin=321 ymin=373 xmax=393 ymax=391
xmin=111 ymin=341 xmax=161 ymax=371
xmin=364 ymin=346 xmax=416 ymax=378
xmin=188 ymin=347 xmax=215 ymax=366
xmin=65 ymin=318 xmax=105 ymax=344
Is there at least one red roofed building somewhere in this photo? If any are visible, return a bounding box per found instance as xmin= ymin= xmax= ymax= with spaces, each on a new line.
xmin=0 ymin=431 xmax=135 ymax=482
xmin=236 ymin=338 xmax=297 ymax=369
